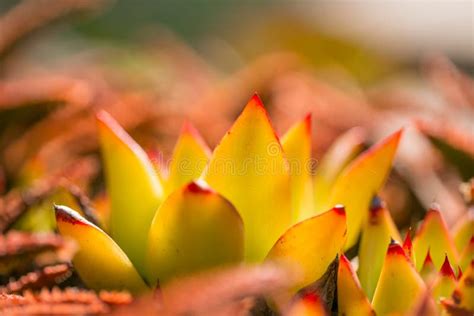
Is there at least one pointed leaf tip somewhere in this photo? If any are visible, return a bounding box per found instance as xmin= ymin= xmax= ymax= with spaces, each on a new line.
xmin=387 ymin=242 xmax=407 ymax=257
xmin=424 ymin=250 xmax=434 ymax=265
xmin=327 ymin=128 xmax=403 ymax=249
xmin=185 ymin=181 xmax=213 ymax=194
xmin=440 ymin=255 xmax=456 ymax=278
xmin=97 ymin=109 xmax=163 ymax=274
xmin=54 ymin=205 xmax=88 ymax=226
xmin=205 ymin=94 xmax=290 ymax=262
xmin=251 ymin=92 xmax=264 ymax=107
xmin=332 ymin=204 xmax=346 ymax=216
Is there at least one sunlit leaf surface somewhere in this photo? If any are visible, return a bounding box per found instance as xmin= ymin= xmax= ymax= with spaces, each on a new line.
xmin=372 ymin=242 xmax=425 ymax=315
xmin=459 ymin=236 xmax=474 ymax=272
xmin=165 ymin=122 xmax=211 ymax=196
xmin=420 ymin=251 xmax=437 ymax=284
xmin=281 ymin=114 xmax=314 ymax=222
xmin=97 ymin=111 xmax=163 ymax=274
xmin=266 ymin=205 xmax=346 ymax=290
xmin=337 ymin=255 xmax=374 ymax=316
xmin=204 ymin=94 xmax=291 ymax=262
xmin=54 ymin=205 xmax=147 ymax=293
xmin=326 ymin=130 xmax=402 ymax=249
xmin=452 ymin=211 xmax=474 ymax=253
xmin=313 ymin=127 xmax=365 ymax=213
xmin=358 ymin=197 xmax=401 ymax=300
xmin=431 ymin=256 xmax=456 ymax=310
xmin=146 ymin=181 xmax=244 ymax=284
xmin=413 ymin=207 xmax=459 ymax=271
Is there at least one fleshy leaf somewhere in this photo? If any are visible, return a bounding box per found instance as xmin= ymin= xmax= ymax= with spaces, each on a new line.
xmin=204 ymin=94 xmax=291 ymax=262
xmin=337 ymin=255 xmax=374 ymax=316
xmin=459 ymin=236 xmax=474 ymax=272
xmin=413 ymin=206 xmax=459 ymax=271
xmin=451 ymin=260 xmax=474 ymax=311
xmin=358 ymin=197 xmax=401 ymax=300
xmin=325 ymin=129 xmax=402 ymax=248
xmin=452 ymin=211 xmax=474 ymax=252
xmin=54 ymin=205 xmax=147 ymax=293
xmin=165 ymin=122 xmax=211 ymax=196
xmin=403 ymin=228 xmax=415 ymax=264
xmin=286 ymin=293 xmax=328 ymax=316
xmin=313 ymin=127 xmax=365 ymax=212
xmin=146 ymin=181 xmax=244 ymax=284
xmin=431 ymin=256 xmax=457 ymax=309
xmin=266 ymin=205 xmax=346 ymax=290
xmin=97 ymin=111 xmax=163 ymax=274
xmin=372 ymin=242 xmax=426 ymax=315
xmin=281 ymin=114 xmax=314 ymax=222
xmin=420 ymin=250 xmax=437 ymax=284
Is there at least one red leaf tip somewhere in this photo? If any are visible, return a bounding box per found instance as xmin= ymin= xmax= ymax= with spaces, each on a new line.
xmin=185 ymin=181 xmax=213 ymax=195
xmin=250 ymin=93 xmax=264 ymax=108
xmin=387 ymin=241 xmax=406 ymax=257
xmin=332 ymin=204 xmax=346 ymax=216
xmin=403 ymin=228 xmax=413 ymax=252
xmin=54 ymin=205 xmax=88 ymax=226
xmin=440 ymin=255 xmax=456 ymax=278
xmin=339 ymin=254 xmax=351 ymax=267
xmin=423 ymin=250 xmax=434 ymax=266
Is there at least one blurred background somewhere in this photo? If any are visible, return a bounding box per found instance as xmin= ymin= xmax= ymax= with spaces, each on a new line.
xmin=0 ymin=0 xmax=473 ymax=231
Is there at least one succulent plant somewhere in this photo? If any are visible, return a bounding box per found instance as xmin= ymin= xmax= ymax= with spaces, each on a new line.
xmin=9 ymin=94 xmax=471 ymax=315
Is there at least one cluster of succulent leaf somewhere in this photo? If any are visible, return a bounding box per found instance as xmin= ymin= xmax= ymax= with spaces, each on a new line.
xmin=46 ymin=95 xmax=472 ymax=315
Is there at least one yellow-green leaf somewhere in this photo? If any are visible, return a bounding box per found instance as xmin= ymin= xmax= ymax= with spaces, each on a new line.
xmin=372 ymin=242 xmax=426 ymax=315
xmin=326 ymin=129 xmax=402 ymax=249
xmin=452 ymin=211 xmax=474 ymax=252
xmin=313 ymin=127 xmax=365 ymax=213
xmin=413 ymin=206 xmax=459 ymax=271
xmin=97 ymin=111 xmax=163 ymax=274
xmin=358 ymin=197 xmax=401 ymax=300
xmin=266 ymin=205 xmax=346 ymax=290
xmin=281 ymin=114 xmax=314 ymax=222
xmin=431 ymin=256 xmax=457 ymax=309
xmin=420 ymin=251 xmax=437 ymax=284
xmin=459 ymin=236 xmax=474 ymax=272
xmin=54 ymin=205 xmax=147 ymax=293
xmin=165 ymin=122 xmax=211 ymax=196
xmin=146 ymin=181 xmax=244 ymax=284
xmin=204 ymin=94 xmax=291 ymax=262
xmin=338 ymin=255 xmax=374 ymax=316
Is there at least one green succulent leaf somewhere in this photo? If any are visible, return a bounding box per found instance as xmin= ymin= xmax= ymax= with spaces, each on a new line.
xmin=266 ymin=205 xmax=346 ymax=291
xmin=204 ymin=94 xmax=292 ymax=262
xmin=165 ymin=122 xmax=211 ymax=196
xmin=358 ymin=197 xmax=401 ymax=300
xmin=97 ymin=111 xmax=164 ymax=274
xmin=413 ymin=206 xmax=459 ymax=271
xmin=146 ymin=181 xmax=244 ymax=284
xmin=325 ymin=129 xmax=402 ymax=249
xmin=313 ymin=127 xmax=365 ymax=213
xmin=372 ymin=242 xmax=426 ymax=315
xmin=54 ymin=205 xmax=148 ymax=294
xmin=281 ymin=114 xmax=314 ymax=223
